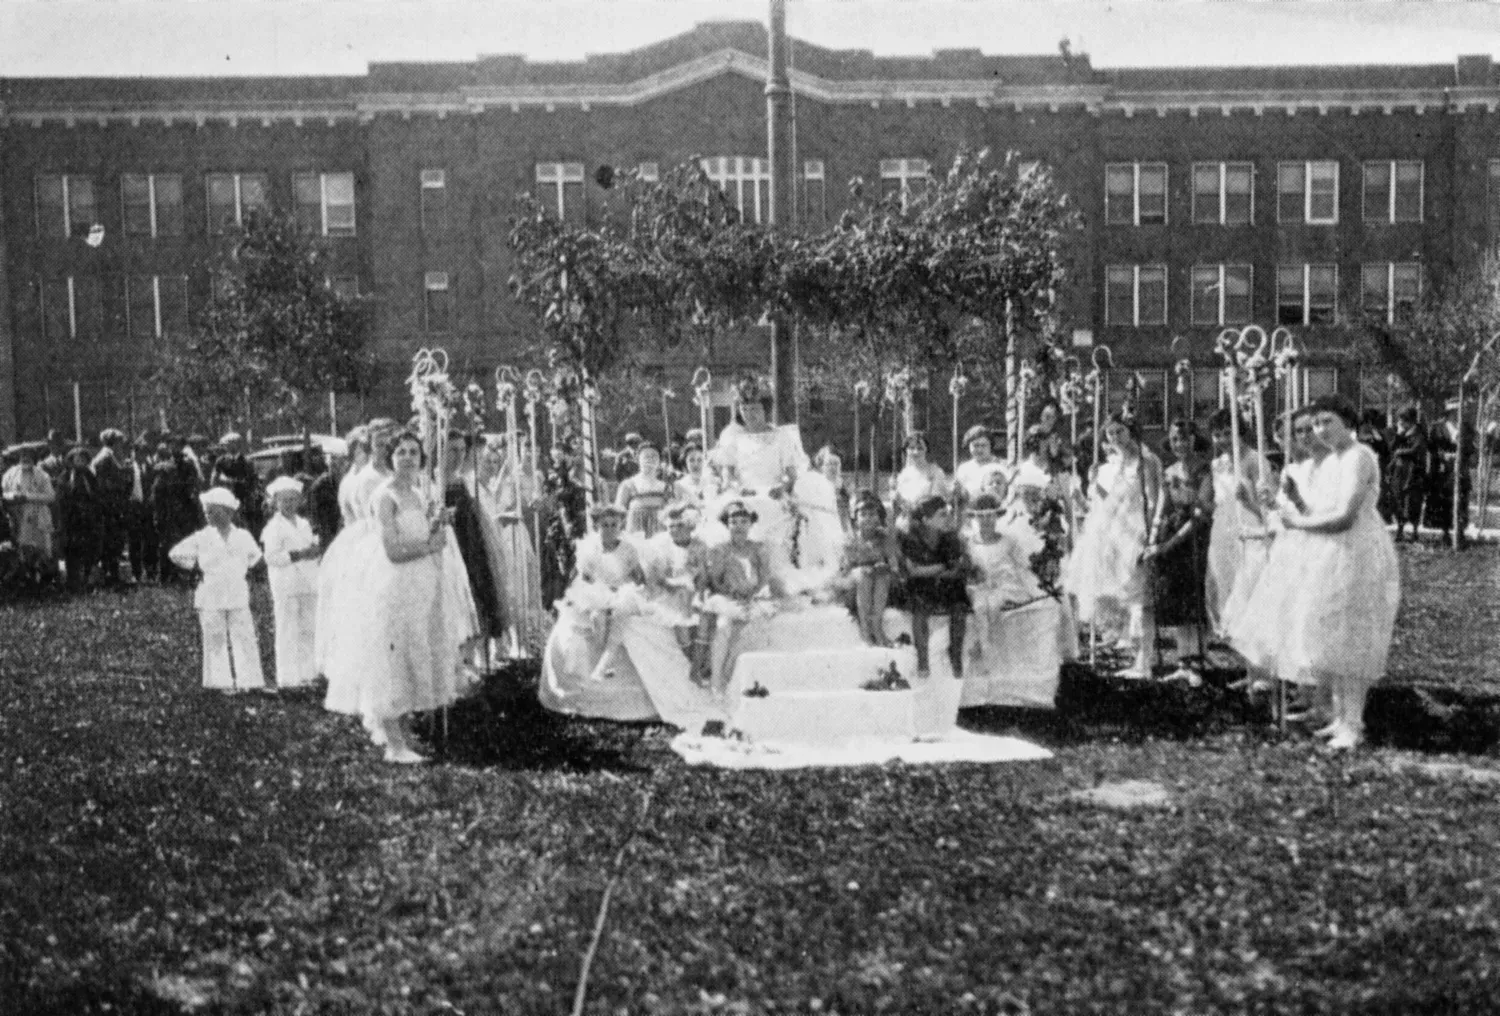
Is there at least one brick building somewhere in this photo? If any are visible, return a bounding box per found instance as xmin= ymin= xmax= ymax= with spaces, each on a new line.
xmin=2 ymin=21 xmax=1499 ymax=454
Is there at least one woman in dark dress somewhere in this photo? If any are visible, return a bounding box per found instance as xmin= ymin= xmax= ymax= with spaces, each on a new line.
xmin=1387 ymin=407 xmax=1427 ymax=542
xmin=151 ymin=442 xmax=204 ymax=584
xmin=1144 ymin=419 xmax=1214 ymax=682
xmin=58 ymin=448 xmax=101 ymax=592
xmin=895 ymin=494 xmax=973 ymax=679
xmin=443 ymin=431 xmax=505 ymax=653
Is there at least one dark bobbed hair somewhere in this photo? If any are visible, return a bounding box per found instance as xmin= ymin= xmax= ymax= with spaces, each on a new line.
xmin=718 ymin=499 xmax=759 ymax=526
xmin=382 ymin=429 xmax=427 ymax=470
xmin=903 ymin=431 xmax=929 ymax=452
xmin=1106 ymin=411 xmax=1141 ymax=444
xmin=1307 ymin=394 xmax=1361 ymax=429
xmin=962 ymin=424 xmax=995 ymax=449
xmin=852 ymin=492 xmax=887 ymax=525
xmin=910 ymin=494 xmax=949 ymax=522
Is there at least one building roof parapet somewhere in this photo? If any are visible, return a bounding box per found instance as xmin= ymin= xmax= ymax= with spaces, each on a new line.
xmin=1103 ymin=85 xmax=1500 ymax=116
xmin=0 ymin=96 xmax=360 ymax=127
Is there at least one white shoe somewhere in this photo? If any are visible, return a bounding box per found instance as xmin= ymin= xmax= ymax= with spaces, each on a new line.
xmin=1118 ymin=666 xmax=1152 ymax=680
xmin=384 ymin=746 xmax=428 ymax=764
xmin=1326 ymin=728 xmax=1363 ymax=751
xmin=1311 ymin=720 xmax=1343 ymax=739
xmin=1164 ymin=667 xmax=1203 ymax=688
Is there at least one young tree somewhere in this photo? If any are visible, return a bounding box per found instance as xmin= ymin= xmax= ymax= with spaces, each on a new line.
xmin=152 ymin=211 xmax=373 ymax=436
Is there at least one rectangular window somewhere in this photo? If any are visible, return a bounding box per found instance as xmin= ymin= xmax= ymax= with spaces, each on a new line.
xmin=419 ymin=169 xmax=447 ymax=235
xmin=121 ymin=174 xmax=183 ymax=239
xmin=879 ymin=158 xmax=930 ymax=210
xmin=1190 ymin=264 xmax=1253 ymax=325
xmin=1362 ymin=160 xmax=1423 ymax=223
xmin=1278 ymin=264 xmax=1338 ymax=325
xmin=34 ymin=175 xmax=96 ymax=239
xmin=1362 ymin=263 xmax=1422 ymax=323
xmin=73 ymin=276 xmax=101 ymax=342
xmin=1278 ymin=160 xmax=1338 ymax=224
xmin=424 ymin=271 xmax=453 ymax=333
xmin=701 ymin=156 xmax=772 ymax=223
xmin=1300 ymin=366 xmax=1339 ymax=404
xmin=206 ymin=173 xmax=269 ymax=235
xmin=802 ymin=160 xmax=826 ymax=227
xmin=535 ymin=162 xmax=586 ymax=222
xmin=1190 ymin=366 xmax=1224 ymax=423
xmin=41 ymin=277 xmax=76 ymax=342
xmin=1105 ymin=163 xmax=1168 ymax=226
xmin=1105 ymin=264 xmax=1168 ymax=326
xmin=637 ymin=162 xmax=660 ymax=183
xmin=1191 ymin=162 xmax=1254 ymax=225
xmin=1134 ymin=369 xmax=1169 ymax=431
xmin=126 ymin=275 xmax=187 ymax=341
xmin=293 ymin=172 xmax=356 ymax=237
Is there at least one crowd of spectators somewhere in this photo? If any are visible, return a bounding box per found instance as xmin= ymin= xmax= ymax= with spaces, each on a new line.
xmin=0 ymin=428 xmax=335 ymax=596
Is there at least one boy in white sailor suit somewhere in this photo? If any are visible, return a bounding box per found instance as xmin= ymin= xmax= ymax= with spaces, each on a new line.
xmin=169 ymin=486 xmax=267 ymax=692
xmin=260 ymin=476 xmax=321 ymax=688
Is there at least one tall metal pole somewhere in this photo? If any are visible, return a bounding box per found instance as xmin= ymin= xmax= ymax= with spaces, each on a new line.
xmin=766 ymin=0 xmax=796 ymax=423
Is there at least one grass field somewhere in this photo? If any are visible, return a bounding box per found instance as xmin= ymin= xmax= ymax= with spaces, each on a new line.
xmin=3 ymin=545 xmax=1500 ymax=1015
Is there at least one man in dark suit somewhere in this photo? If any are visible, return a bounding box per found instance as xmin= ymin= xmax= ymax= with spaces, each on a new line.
xmin=210 ymin=432 xmax=264 ymax=537
xmin=90 ymin=429 xmax=132 ymax=588
xmin=58 ymin=447 xmax=100 ymax=592
xmin=1426 ymin=398 xmax=1477 ymax=548
xmin=125 ymin=437 xmax=159 ymax=582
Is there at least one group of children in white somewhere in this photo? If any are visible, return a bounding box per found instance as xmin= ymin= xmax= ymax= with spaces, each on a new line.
xmin=166 ymin=372 xmax=1400 ymax=763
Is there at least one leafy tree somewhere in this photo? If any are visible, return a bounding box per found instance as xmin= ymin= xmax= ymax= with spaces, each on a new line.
xmin=152 ymin=211 xmax=372 ymax=436
xmin=1358 ymin=254 xmax=1500 ymax=414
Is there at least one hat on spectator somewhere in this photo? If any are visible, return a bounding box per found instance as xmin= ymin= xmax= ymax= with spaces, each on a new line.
xmin=201 ymin=486 xmax=240 ymax=511
xmin=267 ymin=476 xmax=303 ymax=497
xmin=219 ymin=432 xmax=242 ymax=446
xmin=99 ymin=428 xmax=125 ymax=446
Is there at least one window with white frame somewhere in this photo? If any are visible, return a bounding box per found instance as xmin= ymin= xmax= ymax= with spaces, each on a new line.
xmin=1276 ymin=161 xmax=1339 ymax=224
xmin=1361 ymin=263 xmax=1422 ymax=323
xmin=879 ymin=158 xmax=930 ymax=209
xmin=802 ymin=160 xmax=826 ymax=227
xmin=1297 ymin=366 xmax=1339 ymax=404
xmin=424 ymin=271 xmax=453 ymax=333
xmin=40 ymin=276 xmax=102 ymax=343
xmin=1189 ymin=366 xmax=1225 ymax=423
xmin=1362 ymin=161 xmax=1423 ymax=223
xmin=419 ymin=169 xmax=447 ymax=235
xmin=1105 ymin=264 xmax=1168 ymax=326
xmin=1190 ymin=264 xmax=1253 ymax=325
xmin=35 ymin=175 xmax=97 ymax=239
xmin=637 ymin=162 xmax=660 ymax=183
xmin=1191 ymin=162 xmax=1254 ymax=225
xmin=1105 ymin=163 xmax=1168 ymax=226
xmin=1276 ymin=264 xmax=1338 ymax=325
xmin=127 ymin=275 xmax=187 ymax=342
xmin=121 ymin=174 xmax=184 ymax=239
xmin=701 ymin=156 xmax=771 ymax=223
xmin=293 ymin=172 xmax=356 ymax=237
xmin=535 ymin=162 xmax=585 ymax=222
xmin=206 ymin=173 xmax=270 ymax=235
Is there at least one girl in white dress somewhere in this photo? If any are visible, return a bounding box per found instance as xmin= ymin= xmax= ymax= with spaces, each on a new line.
xmin=1205 ymin=410 xmax=1269 ymax=635
xmin=1227 ymin=407 xmax=1328 ymax=705
xmin=953 ymin=425 xmax=1011 ymax=520
xmin=1063 ymin=413 xmax=1163 ymax=677
xmin=1273 ymin=396 xmax=1401 ymax=749
xmin=328 ymin=430 xmax=479 ymax=763
xmin=891 ymin=432 xmax=953 ymax=523
xmin=615 ymin=442 xmax=675 ymax=543
xmin=475 ymin=438 xmax=546 ymax=659
xmin=318 ymin=421 xmax=393 ymax=695
xmin=261 ymin=477 xmax=321 ymax=688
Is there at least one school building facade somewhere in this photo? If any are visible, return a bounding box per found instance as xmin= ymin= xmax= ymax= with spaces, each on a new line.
xmin=2 ymin=20 xmax=1499 ymax=449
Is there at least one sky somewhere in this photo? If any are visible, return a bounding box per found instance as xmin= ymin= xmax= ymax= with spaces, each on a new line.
xmin=0 ymin=0 xmax=1496 ymax=77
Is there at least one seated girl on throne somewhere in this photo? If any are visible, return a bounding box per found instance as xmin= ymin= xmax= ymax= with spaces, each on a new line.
xmin=706 ymin=375 xmax=844 ymax=592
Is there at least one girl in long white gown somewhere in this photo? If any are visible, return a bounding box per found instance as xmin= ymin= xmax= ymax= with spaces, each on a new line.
xmin=475 ymin=439 xmax=547 ymax=658
xmin=1268 ymin=397 xmax=1400 ymax=750
xmin=325 ymin=430 xmax=481 ymax=763
xmin=318 ymin=422 xmax=392 ymax=699
xmin=961 ymin=493 xmax=1062 ymax=708
xmin=540 ymin=504 xmax=725 ymax=732
xmin=1226 ymin=408 xmax=1329 ymax=696
xmin=1204 ymin=410 xmax=1269 ymax=635
xmin=709 ymin=390 xmax=839 ymax=591
xmin=1063 ymin=413 xmax=1162 ymax=676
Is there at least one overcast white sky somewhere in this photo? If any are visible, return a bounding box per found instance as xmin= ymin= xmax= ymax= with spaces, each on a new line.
xmin=0 ymin=0 xmax=1495 ymax=77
